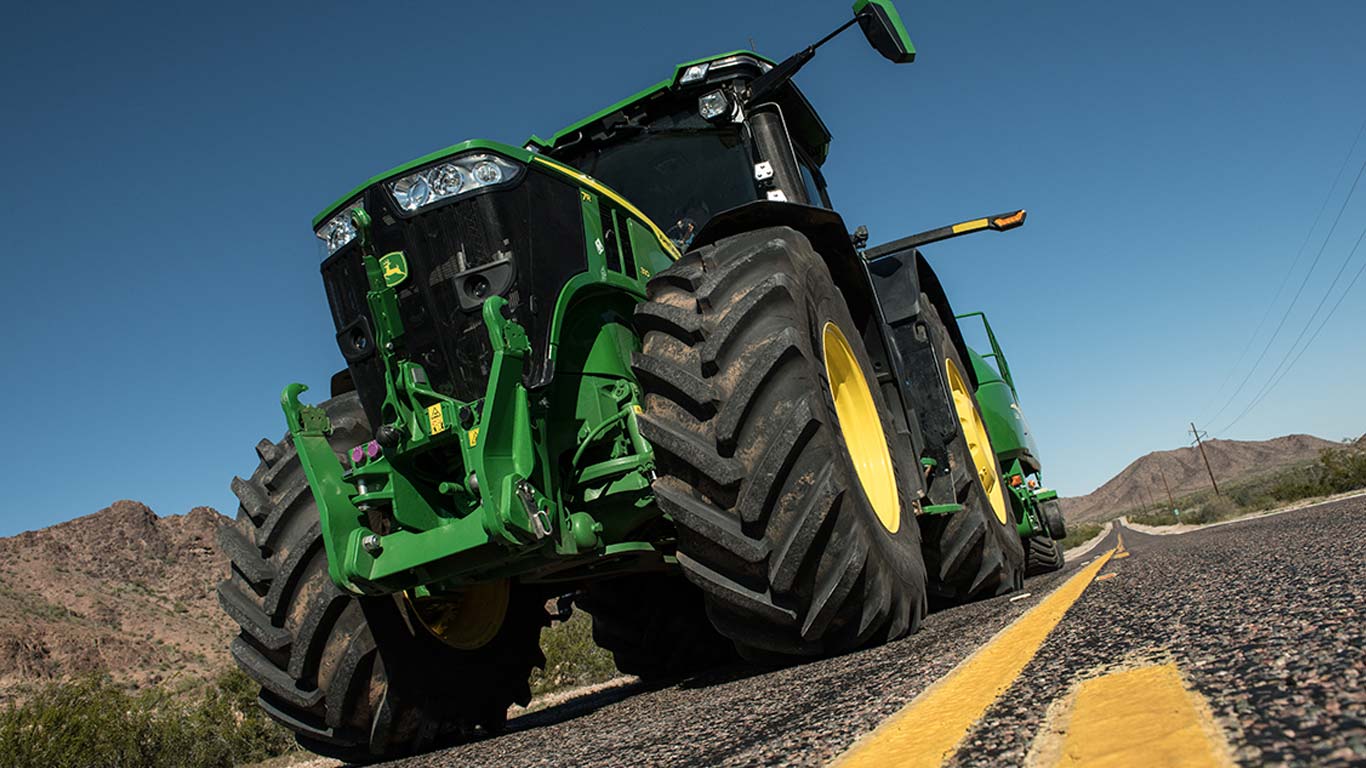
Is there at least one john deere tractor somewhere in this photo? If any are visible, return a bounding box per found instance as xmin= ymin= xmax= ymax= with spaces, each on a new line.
xmin=218 ymin=1 xmax=1052 ymax=760
xmin=955 ymin=310 xmax=1069 ymax=575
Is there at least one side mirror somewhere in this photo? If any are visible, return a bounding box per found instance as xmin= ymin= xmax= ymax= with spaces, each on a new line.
xmin=853 ymin=0 xmax=916 ymax=63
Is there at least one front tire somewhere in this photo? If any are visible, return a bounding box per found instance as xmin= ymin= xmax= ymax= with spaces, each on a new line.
xmin=216 ymin=393 xmax=547 ymax=762
xmin=633 ymin=226 xmax=927 ymax=661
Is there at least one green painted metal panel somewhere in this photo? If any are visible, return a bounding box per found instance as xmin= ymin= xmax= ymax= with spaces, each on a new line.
xmin=969 ymin=346 xmax=1039 ymax=471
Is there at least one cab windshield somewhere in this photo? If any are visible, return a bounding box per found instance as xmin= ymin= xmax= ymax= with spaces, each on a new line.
xmin=559 ymin=120 xmax=758 ymax=250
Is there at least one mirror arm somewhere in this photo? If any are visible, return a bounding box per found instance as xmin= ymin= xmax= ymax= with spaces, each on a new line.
xmin=745 ymin=12 xmax=866 ymax=108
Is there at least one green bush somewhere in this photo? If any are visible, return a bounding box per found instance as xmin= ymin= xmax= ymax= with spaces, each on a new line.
xmin=0 ymin=669 xmax=294 ymax=768
xmin=1186 ymin=495 xmax=1238 ymax=524
xmin=1128 ymin=508 xmax=1180 ymax=526
xmin=1060 ymin=522 xmax=1105 ymax=550
xmin=529 ymin=610 xmax=618 ymax=696
xmin=1269 ymin=445 xmax=1366 ymax=501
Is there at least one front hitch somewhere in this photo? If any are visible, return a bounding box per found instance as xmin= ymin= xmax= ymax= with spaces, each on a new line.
xmin=280 ymin=295 xmax=554 ymax=595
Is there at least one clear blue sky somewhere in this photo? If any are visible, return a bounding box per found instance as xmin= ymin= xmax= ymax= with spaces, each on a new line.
xmin=4 ymin=0 xmax=1365 ymax=536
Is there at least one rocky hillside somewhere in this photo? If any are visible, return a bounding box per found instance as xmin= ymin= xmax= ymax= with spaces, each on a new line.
xmin=1061 ymin=434 xmax=1341 ymax=523
xmin=0 ymin=500 xmax=231 ymax=701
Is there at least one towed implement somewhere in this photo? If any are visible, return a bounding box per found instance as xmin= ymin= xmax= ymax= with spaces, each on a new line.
xmin=217 ymin=1 xmax=1056 ymax=760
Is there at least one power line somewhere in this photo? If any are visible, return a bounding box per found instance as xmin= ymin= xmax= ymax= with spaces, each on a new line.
xmin=1204 ymin=153 xmax=1366 ymax=428
xmin=1219 ymin=223 xmax=1366 ymax=433
xmin=1220 ymin=220 xmax=1366 ymax=432
xmin=1196 ymin=117 xmax=1366 ymax=425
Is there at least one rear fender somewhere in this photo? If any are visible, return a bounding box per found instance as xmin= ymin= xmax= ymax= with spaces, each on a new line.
xmin=692 ymin=202 xmax=954 ymax=499
xmin=691 ymin=201 xmax=877 ymax=333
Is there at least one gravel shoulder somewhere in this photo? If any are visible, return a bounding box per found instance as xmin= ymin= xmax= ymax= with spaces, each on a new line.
xmin=1121 ymin=489 xmax=1366 ymax=536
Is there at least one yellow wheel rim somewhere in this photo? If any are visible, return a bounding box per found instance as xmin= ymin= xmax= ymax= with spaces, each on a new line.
xmin=822 ymin=322 xmax=901 ymax=533
xmin=945 ymin=357 xmax=1009 ymax=525
xmin=407 ymin=579 xmax=510 ymax=651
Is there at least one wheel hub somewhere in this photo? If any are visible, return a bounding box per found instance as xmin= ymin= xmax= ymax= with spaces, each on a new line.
xmin=945 ymin=357 xmax=1010 ymax=526
xmin=407 ymin=579 xmax=511 ymax=650
xmin=822 ymin=321 xmax=901 ymax=533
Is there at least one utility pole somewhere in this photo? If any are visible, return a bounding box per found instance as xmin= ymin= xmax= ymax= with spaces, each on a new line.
xmin=1189 ymin=422 xmax=1221 ymax=496
xmin=1159 ymin=466 xmax=1176 ymax=512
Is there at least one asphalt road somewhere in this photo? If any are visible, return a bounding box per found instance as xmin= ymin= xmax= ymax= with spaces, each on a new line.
xmin=381 ymin=497 xmax=1366 ymax=767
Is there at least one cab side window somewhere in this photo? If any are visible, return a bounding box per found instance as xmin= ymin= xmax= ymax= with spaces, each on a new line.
xmin=795 ymin=152 xmax=831 ymax=208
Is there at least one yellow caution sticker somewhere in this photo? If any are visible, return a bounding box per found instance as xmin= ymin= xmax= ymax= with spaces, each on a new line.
xmin=467 ymin=428 xmax=479 ymax=447
xmin=426 ymin=404 xmax=446 ymax=435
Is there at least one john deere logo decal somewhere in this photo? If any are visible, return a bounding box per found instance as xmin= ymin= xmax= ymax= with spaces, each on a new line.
xmin=379 ymin=252 xmax=408 ymax=287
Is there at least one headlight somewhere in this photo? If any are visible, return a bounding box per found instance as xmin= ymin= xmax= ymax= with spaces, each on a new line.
xmin=387 ymin=153 xmax=521 ymax=213
xmin=316 ymin=200 xmax=364 ymax=255
xmin=392 ymin=173 xmax=431 ymax=211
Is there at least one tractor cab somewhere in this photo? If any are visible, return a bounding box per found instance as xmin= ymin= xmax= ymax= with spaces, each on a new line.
xmin=528 ymin=51 xmax=835 ymax=252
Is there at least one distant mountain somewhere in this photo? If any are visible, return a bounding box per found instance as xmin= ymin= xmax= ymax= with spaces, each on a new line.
xmin=0 ymin=500 xmax=230 ymax=701
xmin=1060 ymin=434 xmax=1341 ymax=523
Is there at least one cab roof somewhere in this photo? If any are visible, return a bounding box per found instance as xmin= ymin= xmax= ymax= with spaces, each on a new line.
xmin=525 ymin=50 xmax=775 ymax=152
xmin=314 ymin=50 xmax=833 ymax=229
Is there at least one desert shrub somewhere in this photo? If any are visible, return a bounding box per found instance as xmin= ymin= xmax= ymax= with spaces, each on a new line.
xmin=529 ymin=609 xmax=618 ymax=696
xmin=1314 ymin=445 xmax=1366 ymax=493
xmin=1129 ymin=508 xmax=1180 ymax=526
xmin=1128 ymin=495 xmax=1235 ymax=526
xmin=1269 ymin=445 xmax=1366 ymax=502
xmin=1186 ymin=495 xmax=1238 ymax=524
xmin=0 ymin=668 xmax=293 ymax=768
xmin=1060 ymin=522 xmax=1105 ymax=550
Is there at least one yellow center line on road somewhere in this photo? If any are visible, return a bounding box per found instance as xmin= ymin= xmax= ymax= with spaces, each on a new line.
xmin=832 ymin=548 xmax=1117 ymax=768
xmin=1049 ymin=663 xmax=1233 ymax=767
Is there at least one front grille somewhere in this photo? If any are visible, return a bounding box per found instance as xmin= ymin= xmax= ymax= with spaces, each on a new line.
xmin=320 ymin=168 xmax=587 ymax=426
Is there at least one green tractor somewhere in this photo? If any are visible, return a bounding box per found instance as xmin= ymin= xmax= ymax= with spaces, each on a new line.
xmin=956 ymin=310 xmax=1069 ymax=575
xmin=217 ymin=1 xmax=1053 ymax=760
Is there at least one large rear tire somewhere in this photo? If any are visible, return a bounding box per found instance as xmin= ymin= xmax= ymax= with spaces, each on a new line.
xmin=577 ymin=572 xmax=737 ymax=679
xmin=216 ymin=393 xmax=547 ymax=762
xmin=633 ymin=227 xmax=927 ymax=661
xmin=916 ymin=297 xmax=1026 ymax=604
